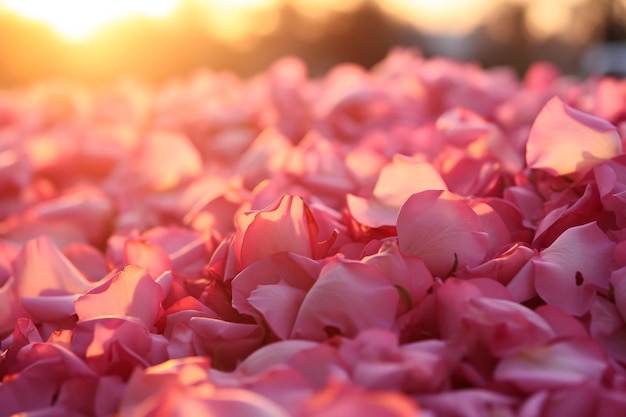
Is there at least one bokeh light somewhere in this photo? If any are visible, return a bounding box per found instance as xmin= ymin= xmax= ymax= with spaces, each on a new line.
xmin=0 ymin=0 xmax=179 ymax=40
xmin=0 ymin=0 xmax=624 ymax=85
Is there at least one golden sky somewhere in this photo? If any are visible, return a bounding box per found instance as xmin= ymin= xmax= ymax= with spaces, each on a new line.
xmin=0 ymin=0 xmax=619 ymax=86
xmin=0 ymin=0 xmax=600 ymax=42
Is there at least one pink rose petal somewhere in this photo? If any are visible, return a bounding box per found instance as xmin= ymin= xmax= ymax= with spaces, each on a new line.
xmin=534 ymin=222 xmax=615 ymax=316
xmin=231 ymin=252 xmax=320 ymax=322
xmin=123 ymin=238 xmax=173 ymax=280
xmin=347 ymin=154 xmax=447 ymax=228
xmin=291 ymin=256 xmax=399 ymax=340
xmin=494 ymin=339 xmax=608 ymax=391
xmin=397 ymin=190 xmax=489 ymax=277
xmin=235 ymin=195 xmax=325 ymax=269
xmin=75 ymin=264 xmax=164 ymax=327
xmin=526 ymin=96 xmax=622 ymax=176
xmin=134 ymin=131 xmax=202 ymax=191
xmin=13 ymin=236 xmax=96 ymax=322
xmin=302 ymin=380 xmax=420 ymax=417
xmin=189 ymin=317 xmax=265 ymax=370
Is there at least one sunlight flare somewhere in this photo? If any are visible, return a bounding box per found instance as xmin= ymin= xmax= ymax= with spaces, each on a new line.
xmin=0 ymin=0 xmax=179 ymax=40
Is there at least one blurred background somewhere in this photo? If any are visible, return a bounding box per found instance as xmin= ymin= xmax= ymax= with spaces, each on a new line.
xmin=0 ymin=0 xmax=625 ymax=87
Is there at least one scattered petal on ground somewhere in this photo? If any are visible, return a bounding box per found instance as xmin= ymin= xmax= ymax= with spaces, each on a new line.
xmin=1 ymin=49 xmax=626 ymax=416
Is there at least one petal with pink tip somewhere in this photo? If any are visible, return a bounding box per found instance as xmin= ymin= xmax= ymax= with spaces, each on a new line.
xmin=397 ymin=190 xmax=488 ymax=277
xmin=526 ymin=97 xmax=622 ymax=176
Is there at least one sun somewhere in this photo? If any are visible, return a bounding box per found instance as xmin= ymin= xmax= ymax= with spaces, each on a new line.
xmin=0 ymin=0 xmax=179 ymax=40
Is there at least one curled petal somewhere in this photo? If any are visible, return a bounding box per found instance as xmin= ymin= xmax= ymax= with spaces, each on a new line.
xmin=526 ymin=97 xmax=622 ymax=176
xmin=468 ymin=243 xmax=536 ymax=286
xmin=235 ymin=195 xmax=323 ymax=268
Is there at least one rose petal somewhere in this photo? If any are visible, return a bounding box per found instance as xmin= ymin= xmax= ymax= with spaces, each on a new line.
xmin=534 ymin=222 xmax=615 ymax=316
xmin=231 ymin=252 xmax=320 ymax=321
xmin=134 ymin=131 xmax=202 ymax=191
xmin=14 ymin=235 xmax=93 ymax=297
xmin=291 ymin=256 xmax=399 ymax=340
xmin=235 ymin=195 xmax=322 ymax=268
xmin=494 ymin=339 xmax=608 ymax=391
xmin=347 ymin=154 xmax=447 ymax=228
xmin=526 ymin=96 xmax=622 ymax=176
xmin=248 ymin=281 xmax=308 ymax=340
xmin=75 ymin=265 xmax=164 ymax=327
xmin=397 ymin=190 xmax=488 ymax=277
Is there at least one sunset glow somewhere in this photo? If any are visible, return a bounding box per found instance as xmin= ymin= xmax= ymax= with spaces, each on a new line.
xmin=378 ymin=0 xmax=496 ymax=34
xmin=193 ymin=0 xmax=280 ymax=44
xmin=0 ymin=0 xmax=179 ymax=40
xmin=0 ymin=0 xmax=603 ymax=43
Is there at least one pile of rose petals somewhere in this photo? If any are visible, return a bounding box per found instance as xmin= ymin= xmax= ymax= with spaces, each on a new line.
xmin=2 ymin=48 xmax=626 ymax=416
